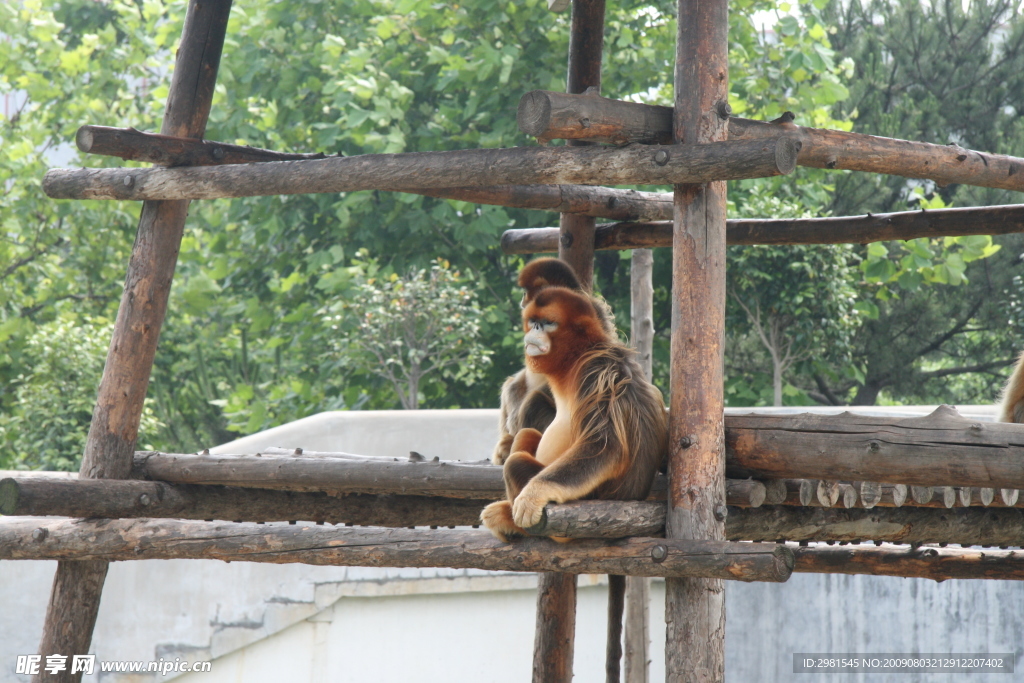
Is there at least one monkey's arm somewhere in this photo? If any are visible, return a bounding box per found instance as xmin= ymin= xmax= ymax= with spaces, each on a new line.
xmin=510 ymin=438 xmax=625 ymax=529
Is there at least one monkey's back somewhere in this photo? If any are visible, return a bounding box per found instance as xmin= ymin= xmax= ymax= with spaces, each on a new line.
xmin=572 ymin=343 xmax=668 ymax=501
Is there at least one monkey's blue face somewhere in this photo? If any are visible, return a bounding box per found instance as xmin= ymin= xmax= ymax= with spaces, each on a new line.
xmin=524 ymin=319 xmax=558 ymax=357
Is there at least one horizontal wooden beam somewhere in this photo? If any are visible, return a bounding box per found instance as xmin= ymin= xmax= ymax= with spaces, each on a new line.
xmin=75 ymin=125 xmax=675 ymax=222
xmin=43 ymin=137 xmax=800 ymax=201
xmin=530 ymin=499 xmax=1024 ymax=545
xmin=727 ymin=505 xmax=1024 ymax=546
xmin=727 ymin=406 xmax=1024 ymax=490
xmin=76 ymin=125 xmax=328 ymax=166
xmin=500 ymin=204 xmax=1024 ymax=253
xmin=0 ymin=477 xmax=490 ymax=527
xmin=518 ymin=90 xmax=1024 ymax=192
xmin=793 ymin=545 xmax=1024 ymax=582
xmin=129 ymin=451 xmax=772 ymax=504
xmin=0 ymin=518 xmax=794 ymax=582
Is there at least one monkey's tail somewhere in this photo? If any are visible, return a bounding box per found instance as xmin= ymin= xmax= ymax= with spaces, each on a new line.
xmin=999 ymin=351 xmax=1024 ymax=423
xmin=606 ymin=574 xmax=626 ymax=683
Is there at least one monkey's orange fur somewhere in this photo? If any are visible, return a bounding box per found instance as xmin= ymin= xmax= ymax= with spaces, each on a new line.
xmin=482 ymin=286 xmax=668 ymax=541
xmin=491 ymin=258 xmax=619 ymax=465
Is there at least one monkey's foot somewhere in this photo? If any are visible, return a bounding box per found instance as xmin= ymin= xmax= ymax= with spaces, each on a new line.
xmin=511 ymin=485 xmax=553 ymax=529
xmin=480 ymin=501 xmax=525 ymax=542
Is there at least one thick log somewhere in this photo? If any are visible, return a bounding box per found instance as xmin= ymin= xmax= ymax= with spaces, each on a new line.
xmin=529 ymin=501 xmax=666 ymax=538
xmin=36 ymin=3 xmax=233 ymax=680
xmin=128 ymin=450 xmax=765 ymax=505
xmin=43 ymin=137 xmax=800 ymax=202
xmin=75 ymin=125 xmax=676 ymax=222
xmin=0 ymin=518 xmax=795 ymax=582
xmin=666 ymin=0 xmax=730 ymax=677
xmin=499 ymin=204 xmax=1024 ymax=254
xmin=535 ymin=572 xmax=578 ymax=683
xmin=76 ymin=125 xmax=326 ymax=167
xmin=517 ymin=90 xmax=1024 ymax=193
xmin=726 ymin=405 xmax=1024 ymax=490
xmin=518 ymin=90 xmax=673 ymax=146
xmin=727 ymin=506 xmax=1024 ymax=546
xmin=793 ymin=545 xmax=1024 ymax=582
xmin=0 ymin=477 xmax=491 ymax=527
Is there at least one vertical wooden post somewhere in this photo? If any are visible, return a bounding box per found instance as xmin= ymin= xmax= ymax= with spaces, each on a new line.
xmin=557 ymin=0 xmax=605 ymax=291
xmin=665 ymin=0 xmax=729 ymax=679
xmin=624 ymin=248 xmax=654 ymax=683
xmin=33 ymin=3 xmax=232 ymax=681
xmin=606 ymin=574 xmax=626 ymax=683
xmin=536 ymin=2 xmax=605 ymax=681
xmin=533 ymin=572 xmax=578 ymax=683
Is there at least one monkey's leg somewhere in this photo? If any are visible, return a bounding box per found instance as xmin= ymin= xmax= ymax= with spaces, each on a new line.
xmin=504 ymin=450 xmax=545 ymax=502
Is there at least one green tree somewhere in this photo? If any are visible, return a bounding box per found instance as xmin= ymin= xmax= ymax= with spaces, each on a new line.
xmin=323 ymin=258 xmax=493 ymax=410
xmin=0 ymin=317 xmax=161 ymax=470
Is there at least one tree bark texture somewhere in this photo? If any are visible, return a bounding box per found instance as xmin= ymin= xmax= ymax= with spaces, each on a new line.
xmin=606 ymin=574 xmax=625 ymax=683
xmin=725 ymin=406 xmax=1024 ymax=489
xmin=76 ymin=125 xmax=326 ymax=167
xmin=0 ymin=518 xmax=794 ymax=582
xmin=76 ymin=125 xmax=676 ymax=222
xmin=36 ymin=3 xmax=232 ymax=680
xmin=0 ymin=477 xmax=492 ymax=527
xmin=127 ymin=451 xmax=768 ymax=504
xmin=42 ymin=137 xmax=801 ymax=202
xmin=534 ymin=572 xmax=578 ymax=683
xmin=556 ymin=0 xmax=605 ymax=293
xmin=667 ymin=0 xmax=730 ymax=678
xmin=793 ymin=545 xmax=1024 ymax=582
xmin=625 ymin=246 xmax=653 ymax=683
xmin=499 ymin=204 xmax=1024 ymax=254
xmin=727 ymin=505 xmax=1024 ymax=546
xmin=517 ymin=89 xmax=1024 ymax=193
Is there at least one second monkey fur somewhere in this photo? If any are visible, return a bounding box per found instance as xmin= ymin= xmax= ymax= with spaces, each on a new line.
xmin=482 ymin=274 xmax=668 ymax=540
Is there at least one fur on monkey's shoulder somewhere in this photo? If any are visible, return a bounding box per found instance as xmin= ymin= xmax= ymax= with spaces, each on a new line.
xmin=565 ymin=341 xmax=668 ymax=501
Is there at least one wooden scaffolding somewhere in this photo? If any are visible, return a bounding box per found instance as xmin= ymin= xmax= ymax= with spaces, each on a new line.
xmin=7 ymin=0 xmax=1024 ymax=681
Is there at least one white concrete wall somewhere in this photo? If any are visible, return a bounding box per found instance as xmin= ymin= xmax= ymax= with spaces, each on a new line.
xmin=3 ymin=405 xmax=1018 ymax=683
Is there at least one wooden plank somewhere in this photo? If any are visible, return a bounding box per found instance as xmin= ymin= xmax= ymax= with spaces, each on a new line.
xmin=725 ymin=406 xmax=1024 ymax=489
xmin=793 ymin=545 xmax=1024 ymax=581
xmin=0 ymin=477 xmax=491 ymax=527
xmin=499 ymin=204 xmax=1024 ymax=254
xmin=0 ymin=518 xmax=795 ymax=582
xmin=42 ymin=137 xmax=801 ymax=202
xmin=517 ymin=89 xmax=1024 ymax=193
xmin=35 ymin=2 xmax=233 ymax=678
xmin=666 ymin=0 xmax=730 ymax=677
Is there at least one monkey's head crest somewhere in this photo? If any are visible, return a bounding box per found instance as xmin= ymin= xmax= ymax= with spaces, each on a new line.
xmin=518 ymin=258 xmax=582 ymax=309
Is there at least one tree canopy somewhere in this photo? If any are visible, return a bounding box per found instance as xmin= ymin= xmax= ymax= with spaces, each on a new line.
xmin=2 ymin=0 xmax=1022 ymax=470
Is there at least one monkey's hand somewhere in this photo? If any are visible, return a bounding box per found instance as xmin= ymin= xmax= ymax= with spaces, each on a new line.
xmin=511 ymin=480 xmax=557 ymax=529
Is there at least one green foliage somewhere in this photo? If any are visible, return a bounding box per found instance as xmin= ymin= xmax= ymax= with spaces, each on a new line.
xmin=0 ymin=317 xmax=161 ymax=470
xmin=324 ymin=257 xmax=493 ymax=410
xmin=725 ymin=193 xmax=859 ymax=406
